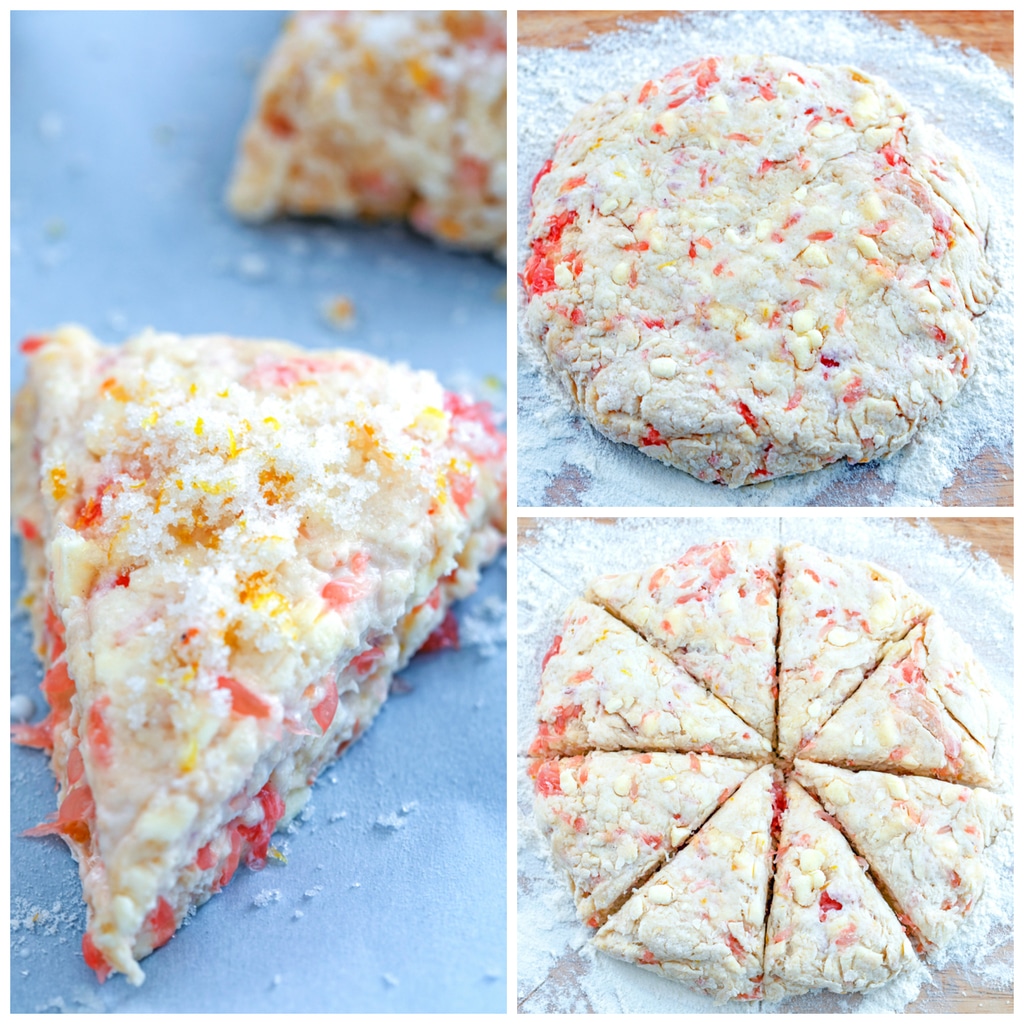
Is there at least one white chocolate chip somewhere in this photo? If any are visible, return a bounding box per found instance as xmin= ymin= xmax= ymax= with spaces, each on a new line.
xmin=755 ymin=218 xmax=772 ymax=241
xmin=599 ymin=195 xmax=619 ymax=215
xmin=554 ymin=262 xmax=574 ymax=289
xmin=801 ymin=243 xmax=830 ymax=268
xmin=918 ymin=289 xmax=942 ymax=313
xmin=809 ymin=868 xmax=827 ymax=889
xmin=793 ymin=185 xmax=808 ymax=201
xmin=884 ymin=775 xmax=908 ymax=800
xmin=792 ymin=873 xmax=814 ymax=906
xmin=708 ymin=94 xmax=728 ymax=114
xmin=611 ymin=261 xmax=631 ymax=285
xmin=854 ymin=234 xmax=881 ymax=260
xmin=822 ymin=778 xmax=852 ymax=806
xmin=790 ymin=332 xmax=814 ymax=371
xmin=799 ymin=848 xmax=824 ymax=873
xmin=647 ymin=884 xmax=675 ymax=906
xmin=613 ymin=773 xmax=632 ymax=797
xmin=559 ymin=769 xmax=578 ymax=795
xmin=791 ymin=309 xmax=816 ymax=334
xmin=604 ymin=695 xmax=624 ymax=713
xmin=913 ymin=239 xmax=934 ymax=261
xmin=651 ymin=357 xmax=677 ymax=379
xmin=858 ymin=192 xmax=886 ymax=223
xmin=852 ymin=91 xmax=882 ymax=126
xmin=811 ymin=121 xmax=844 ymax=139
xmin=826 ymin=625 xmax=858 ymax=647
xmin=875 ymin=716 xmax=899 ymax=748
xmin=909 ymin=380 xmax=926 ymax=403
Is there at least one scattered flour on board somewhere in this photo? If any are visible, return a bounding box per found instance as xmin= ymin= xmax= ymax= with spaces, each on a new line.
xmin=517 ymin=10 xmax=1013 ymax=507
xmin=516 ymin=517 xmax=1013 ymax=1013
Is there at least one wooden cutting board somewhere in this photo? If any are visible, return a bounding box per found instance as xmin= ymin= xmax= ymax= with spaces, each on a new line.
xmin=517 ymin=10 xmax=1013 ymax=506
xmin=516 ymin=517 xmax=1012 ymax=1012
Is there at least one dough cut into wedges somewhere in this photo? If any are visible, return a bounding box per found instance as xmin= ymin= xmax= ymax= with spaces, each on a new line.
xmin=532 ymin=750 xmax=758 ymax=926
xmin=593 ymin=764 xmax=776 ymax=1002
xmin=799 ymin=625 xmax=996 ymax=787
xmin=763 ymin=780 xmax=916 ymax=1001
xmin=793 ymin=761 xmax=1011 ymax=949
xmin=586 ymin=539 xmax=779 ymax=743
xmin=11 ymin=325 xmax=506 ymax=984
xmin=778 ymin=543 xmax=931 ymax=759
xmin=530 ymin=601 xmax=772 ymax=760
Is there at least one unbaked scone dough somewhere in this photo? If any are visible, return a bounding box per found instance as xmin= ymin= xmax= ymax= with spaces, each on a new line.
xmin=523 ymin=55 xmax=997 ymax=485
xmin=527 ymin=541 xmax=1009 ymax=1003
xmin=229 ymin=11 xmax=507 ymax=258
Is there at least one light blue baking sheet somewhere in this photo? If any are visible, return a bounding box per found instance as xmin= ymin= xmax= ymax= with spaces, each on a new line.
xmin=10 ymin=10 xmax=507 ymax=1013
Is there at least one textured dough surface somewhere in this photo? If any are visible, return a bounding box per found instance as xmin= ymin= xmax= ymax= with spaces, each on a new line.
xmin=800 ymin=625 xmax=997 ymax=786
xmin=763 ymin=780 xmax=916 ymax=1000
xmin=593 ymin=765 xmax=775 ymax=1002
xmin=777 ymin=542 xmax=931 ymax=760
xmin=527 ymin=541 xmax=1008 ymax=1002
xmin=794 ymin=761 xmax=1011 ymax=949
xmin=532 ymin=750 xmax=756 ymax=925
xmin=587 ymin=539 xmax=778 ymax=742
xmin=12 ymin=325 xmax=506 ymax=983
xmin=523 ymin=55 xmax=997 ymax=485
xmin=530 ymin=600 xmax=772 ymax=760
xmin=229 ymin=11 xmax=507 ymax=257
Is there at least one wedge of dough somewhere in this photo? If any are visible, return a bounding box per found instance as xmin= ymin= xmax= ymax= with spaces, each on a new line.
xmin=778 ymin=543 xmax=931 ymax=759
xmin=228 ymin=11 xmax=506 ymax=257
xmin=587 ymin=539 xmax=779 ymax=743
xmin=531 ymin=601 xmax=772 ymax=760
xmin=799 ymin=625 xmax=996 ymax=786
xmin=794 ymin=761 xmax=1011 ymax=949
xmin=11 ymin=325 xmax=505 ymax=983
xmin=593 ymin=764 xmax=776 ymax=1002
xmin=533 ymin=750 xmax=758 ymax=926
xmin=763 ymin=780 xmax=916 ymax=1001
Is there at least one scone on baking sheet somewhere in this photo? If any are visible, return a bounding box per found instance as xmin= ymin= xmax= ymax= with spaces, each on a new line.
xmin=532 ymin=750 xmax=757 ymax=927
xmin=793 ymin=761 xmax=1011 ymax=950
xmin=228 ymin=10 xmax=507 ymax=258
xmin=587 ymin=539 xmax=779 ymax=743
xmin=763 ymin=780 xmax=916 ymax=1001
xmin=799 ymin=625 xmax=997 ymax=787
xmin=592 ymin=764 xmax=776 ymax=1002
xmin=777 ymin=543 xmax=931 ymax=760
xmin=10 ymin=325 xmax=506 ymax=984
xmin=529 ymin=601 xmax=772 ymax=760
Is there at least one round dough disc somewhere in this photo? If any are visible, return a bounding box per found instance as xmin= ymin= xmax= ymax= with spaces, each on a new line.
xmin=524 ymin=55 xmax=997 ymax=486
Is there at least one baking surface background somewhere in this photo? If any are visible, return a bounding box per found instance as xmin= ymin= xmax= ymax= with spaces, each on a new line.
xmin=516 ymin=517 xmax=1013 ymax=1013
xmin=516 ymin=10 xmax=1013 ymax=507
xmin=10 ymin=12 xmax=506 ymax=1013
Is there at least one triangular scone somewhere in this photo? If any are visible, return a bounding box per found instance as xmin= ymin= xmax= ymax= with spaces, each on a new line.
xmin=920 ymin=613 xmax=1006 ymax=766
xmin=777 ymin=543 xmax=931 ymax=759
xmin=799 ymin=625 xmax=996 ymax=786
xmin=532 ymin=751 xmax=757 ymax=927
xmin=227 ymin=11 xmax=507 ymax=258
xmin=530 ymin=601 xmax=772 ymax=760
xmin=593 ymin=764 xmax=776 ymax=1002
xmin=586 ymin=539 xmax=779 ymax=743
xmin=793 ymin=762 xmax=1011 ymax=949
xmin=763 ymin=780 xmax=916 ymax=1001
xmin=11 ymin=325 xmax=506 ymax=984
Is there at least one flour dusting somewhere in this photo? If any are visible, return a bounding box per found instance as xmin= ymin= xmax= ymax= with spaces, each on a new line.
xmin=517 ymin=11 xmax=1013 ymax=507
xmin=516 ymin=517 xmax=1013 ymax=1012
